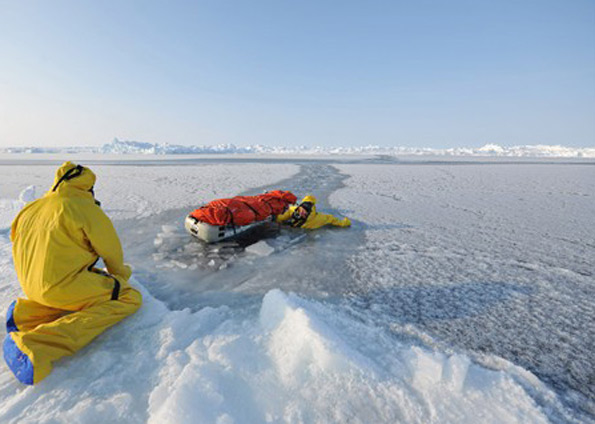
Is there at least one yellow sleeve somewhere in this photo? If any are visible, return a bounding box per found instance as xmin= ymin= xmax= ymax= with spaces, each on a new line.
xmin=302 ymin=212 xmax=351 ymax=229
xmin=319 ymin=213 xmax=351 ymax=227
xmin=276 ymin=206 xmax=295 ymax=223
xmin=334 ymin=216 xmax=351 ymax=227
xmin=82 ymin=204 xmax=132 ymax=282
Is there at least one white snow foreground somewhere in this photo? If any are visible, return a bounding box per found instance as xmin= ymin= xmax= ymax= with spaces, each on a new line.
xmin=0 ymin=278 xmax=552 ymax=424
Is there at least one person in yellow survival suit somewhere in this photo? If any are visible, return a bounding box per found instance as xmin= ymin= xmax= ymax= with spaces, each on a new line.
xmin=3 ymin=162 xmax=142 ymax=385
xmin=276 ymin=195 xmax=351 ymax=229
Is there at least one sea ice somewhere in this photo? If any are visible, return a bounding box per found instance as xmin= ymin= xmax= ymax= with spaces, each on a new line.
xmin=0 ymin=156 xmax=590 ymax=424
xmin=245 ymin=240 xmax=275 ymax=256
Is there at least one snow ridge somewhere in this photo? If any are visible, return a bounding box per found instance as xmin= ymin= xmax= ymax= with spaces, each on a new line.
xmin=2 ymin=138 xmax=594 ymax=158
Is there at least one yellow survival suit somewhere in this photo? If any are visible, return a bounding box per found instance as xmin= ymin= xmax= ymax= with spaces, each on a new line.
xmin=3 ymin=162 xmax=142 ymax=385
xmin=276 ymin=195 xmax=351 ymax=229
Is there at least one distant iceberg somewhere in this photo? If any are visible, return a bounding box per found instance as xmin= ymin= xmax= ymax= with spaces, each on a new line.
xmin=100 ymin=138 xmax=255 ymax=154
xmin=2 ymin=138 xmax=594 ymax=158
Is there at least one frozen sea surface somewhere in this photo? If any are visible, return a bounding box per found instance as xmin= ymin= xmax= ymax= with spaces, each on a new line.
xmin=333 ymin=162 xmax=595 ymax=419
xmin=0 ymin=155 xmax=593 ymax=423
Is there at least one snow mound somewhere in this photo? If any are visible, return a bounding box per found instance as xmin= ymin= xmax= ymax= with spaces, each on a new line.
xmin=145 ymin=289 xmax=553 ymax=424
xmin=18 ymin=186 xmax=37 ymax=204
xmin=0 ymin=186 xmax=39 ymax=229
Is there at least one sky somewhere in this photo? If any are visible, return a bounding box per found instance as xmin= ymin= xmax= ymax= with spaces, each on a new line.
xmin=0 ymin=0 xmax=594 ymax=149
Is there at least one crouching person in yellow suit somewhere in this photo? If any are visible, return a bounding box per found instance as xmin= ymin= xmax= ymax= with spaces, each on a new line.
xmin=4 ymin=162 xmax=142 ymax=385
xmin=276 ymin=195 xmax=351 ymax=229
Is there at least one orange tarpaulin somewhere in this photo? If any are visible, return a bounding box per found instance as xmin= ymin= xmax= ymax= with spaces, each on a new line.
xmin=189 ymin=190 xmax=297 ymax=226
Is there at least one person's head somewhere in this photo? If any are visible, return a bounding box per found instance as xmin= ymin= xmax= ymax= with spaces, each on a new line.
xmin=296 ymin=205 xmax=309 ymax=219
xmin=295 ymin=201 xmax=314 ymax=219
xmin=301 ymin=195 xmax=317 ymax=205
xmin=52 ymin=162 xmax=100 ymax=205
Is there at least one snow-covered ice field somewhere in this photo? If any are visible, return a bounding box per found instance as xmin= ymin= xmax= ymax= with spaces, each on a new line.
xmin=0 ymin=155 xmax=593 ymax=423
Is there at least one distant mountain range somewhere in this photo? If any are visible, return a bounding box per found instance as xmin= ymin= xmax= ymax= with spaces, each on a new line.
xmin=2 ymin=138 xmax=594 ymax=158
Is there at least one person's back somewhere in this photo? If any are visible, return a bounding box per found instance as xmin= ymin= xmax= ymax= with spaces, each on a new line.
xmin=12 ymin=162 xmax=131 ymax=306
xmin=13 ymin=186 xmax=97 ymax=303
xmin=5 ymin=162 xmax=141 ymax=385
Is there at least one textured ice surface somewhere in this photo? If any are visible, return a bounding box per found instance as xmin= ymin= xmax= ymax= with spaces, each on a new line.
xmin=0 ymin=156 xmax=593 ymax=423
xmin=333 ymin=162 xmax=595 ymax=420
xmin=0 ymin=162 xmax=299 ymax=220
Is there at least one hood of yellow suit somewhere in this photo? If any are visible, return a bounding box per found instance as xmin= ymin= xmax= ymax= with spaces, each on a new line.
xmin=50 ymin=161 xmax=96 ymax=194
xmin=301 ymin=195 xmax=317 ymax=205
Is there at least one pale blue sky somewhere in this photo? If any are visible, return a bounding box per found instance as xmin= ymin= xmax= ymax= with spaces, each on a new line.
xmin=0 ymin=0 xmax=594 ymax=148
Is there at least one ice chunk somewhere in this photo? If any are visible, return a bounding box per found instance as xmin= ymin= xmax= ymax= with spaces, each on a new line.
xmin=171 ymin=260 xmax=188 ymax=269
xmin=183 ymin=243 xmax=201 ymax=253
xmin=152 ymin=252 xmax=166 ymax=261
xmin=245 ymin=240 xmax=275 ymax=256
xmin=19 ymin=185 xmax=37 ymax=203
xmin=161 ymin=225 xmax=178 ymax=234
xmin=153 ymin=231 xmax=185 ymax=253
xmin=408 ymin=347 xmax=445 ymax=391
xmin=443 ymin=355 xmax=471 ymax=392
xmin=161 ymin=225 xmax=177 ymax=233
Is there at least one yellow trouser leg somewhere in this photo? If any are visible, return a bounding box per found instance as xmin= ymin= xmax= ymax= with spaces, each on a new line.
xmin=7 ymin=285 xmax=141 ymax=384
xmin=9 ymin=298 xmax=69 ymax=332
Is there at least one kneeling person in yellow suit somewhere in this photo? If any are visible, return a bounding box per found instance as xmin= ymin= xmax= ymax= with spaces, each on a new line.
xmin=276 ymin=195 xmax=351 ymax=229
xmin=4 ymin=162 xmax=142 ymax=385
